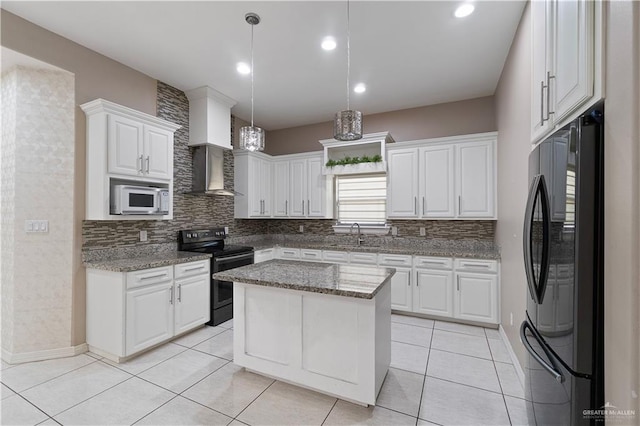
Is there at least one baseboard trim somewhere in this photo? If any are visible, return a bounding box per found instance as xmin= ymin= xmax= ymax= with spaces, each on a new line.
xmin=498 ymin=324 xmax=525 ymax=387
xmin=2 ymin=343 xmax=88 ymax=365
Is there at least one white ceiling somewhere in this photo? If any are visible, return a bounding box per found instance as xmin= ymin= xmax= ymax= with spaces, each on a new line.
xmin=2 ymin=1 xmax=525 ymax=130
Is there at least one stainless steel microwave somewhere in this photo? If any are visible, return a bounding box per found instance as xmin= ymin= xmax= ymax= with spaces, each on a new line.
xmin=110 ymin=184 xmax=170 ymax=215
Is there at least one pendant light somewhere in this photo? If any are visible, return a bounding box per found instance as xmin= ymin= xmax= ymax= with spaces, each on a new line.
xmin=239 ymin=12 xmax=265 ymax=152
xmin=333 ymin=0 xmax=363 ymax=141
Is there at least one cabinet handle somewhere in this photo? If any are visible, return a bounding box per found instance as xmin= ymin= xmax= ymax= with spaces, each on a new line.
xmin=408 ymin=272 xmax=411 ymax=286
xmin=546 ymin=71 xmax=555 ymax=119
xmin=461 ymin=263 xmax=491 ymax=269
xmin=302 ymin=200 xmax=305 ymax=215
xmin=421 ymin=261 xmax=447 ymax=267
xmin=140 ymin=272 xmax=168 ymax=280
xmin=540 ymin=80 xmax=546 ymax=124
xmin=414 ymin=197 xmax=417 ymax=215
xmin=138 ymin=155 xmax=144 ymax=174
xmin=145 ymin=156 xmax=150 ymax=174
xmin=169 ymin=287 xmax=174 ymax=305
xmin=457 ymin=276 xmax=460 ymax=291
xmin=183 ymin=265 xmax=204 ymax=272
xmin=307 ymin=200 xmax=310 ymax=215
xmin=422 ymin=197 xmax=425 ymax=215
xmin=458 ymin=196 xmax=462 ymax=215
xmin=416 ymin=271 xmax=419 ymax=286
xmin=285 ymin=200 xmax=288 ymax=215
xmin=177 ymin=284 xmax=182 ymax=302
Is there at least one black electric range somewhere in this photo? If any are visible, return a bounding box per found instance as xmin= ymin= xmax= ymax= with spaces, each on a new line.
xmin=178 ymin=228 xmax=254 ymax=326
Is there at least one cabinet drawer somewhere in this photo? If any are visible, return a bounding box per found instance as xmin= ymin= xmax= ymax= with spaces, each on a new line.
xmin=278 ymin=247 xmax=301 ymax=259
xmin=174 ymin=260 xmax=210 ymax=279
xmin=378 ymin=253 xmax=412 ymax=267
xmin=126 ymin=266 xmax=173 ymax=290
xmin=322 ymin=250 xmax=349 ymax=264
xmin=454 ymin=258 xmax=498 ymax=273
xmin=255 ymin=248 xmax=275 ymax=263
xmin=349 ymin=252 xmax=377 ymax=265
xmin=414 ymin=256 xmax=453 ymax=270
xmin=300 ymin=249 xmax=322 ymax=261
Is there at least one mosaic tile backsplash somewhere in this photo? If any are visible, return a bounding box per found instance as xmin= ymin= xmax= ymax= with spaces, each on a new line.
xmin=82 ymin=82 xmax=495 ymax=251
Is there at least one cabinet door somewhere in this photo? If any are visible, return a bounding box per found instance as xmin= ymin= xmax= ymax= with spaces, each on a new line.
xmin=390 ymin=267 xmax=412 ymax=312
xmin=259 ymin=160 xmax=272 ymax=216
xmin=125 ymin=282 xmax=174 ymax=355
xmin=273 ymin=161 xmax=290 ymax=217
xmin=531 ymin=0 xmax=554 ymax=142
xmin=255 ymin=248 xmax=275 ymax=263
xmin=143 ymin=126 xmax=173 ymax=180
xmin=108 ymin=114 xmax=144 ymax=177
xmin=248 ymin=156 xmax=264 ymax=217
xmin=455 ymin=273 xmax=498 ymax=324
xmin=414 ymin=270 xmax=454 ymax=317
xmin=289 ymin=159 xmax=307 ymax=217
xmin=306 ymin=157 xmax=326 ymax=217
xmin=420 ymin=145 xmax=455 ymax=218
xmin=456 ymin=141 xmax=495 ymax=218
xmin=387 ymin=148 xmax=419 ymax=218
xmin=174 ymin=275 xmax=210 ymax=335
xmin=552 ymin=0 xmax=593 ymax=122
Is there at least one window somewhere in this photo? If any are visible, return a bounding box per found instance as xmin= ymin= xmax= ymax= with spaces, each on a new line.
xmin=335 ymin=174 xmax=387 ymax=225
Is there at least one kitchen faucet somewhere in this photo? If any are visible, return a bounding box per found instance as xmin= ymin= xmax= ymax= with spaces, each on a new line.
xmin=349 ymin=222 xmax=365 ymax=246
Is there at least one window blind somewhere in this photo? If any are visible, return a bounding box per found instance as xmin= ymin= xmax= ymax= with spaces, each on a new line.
xmin=336 ymin=174 xmax=387 ymax=225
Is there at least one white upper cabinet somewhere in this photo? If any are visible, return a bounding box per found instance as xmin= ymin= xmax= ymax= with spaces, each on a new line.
xmin=234 ymin=151 xmax=332 ymax=219
xmin=387 ymin=133 xmax=497 ymax=220
xmin=420 ymin=145 xmax=455 ymax=218
xmin=81 ymin=99 xmax=180 ymax=220
xmin=387 ymin=148 xmax=419 ymax=218
xmin=456 ymin=140 xmax=495 ymax=218
xmin=306 ymin=156 xmax=326 ymax=217
xmin=531 ymin=0 xmax=600 ymax=144
xmin=289 ymin=159 xmax=307 ymax=217
xmin=273 ymin=160 xmax=290 ymax=217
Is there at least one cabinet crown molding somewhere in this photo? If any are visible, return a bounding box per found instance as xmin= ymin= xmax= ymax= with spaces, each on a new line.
xmin=387 ymin=131 xmax=498 ymax=150
xmin=80 ymin=98 xmax=181 ymax=132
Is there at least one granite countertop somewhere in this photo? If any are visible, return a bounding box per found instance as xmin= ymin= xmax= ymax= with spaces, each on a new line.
xmin=213 ymin=259 xmax=395 ymax=299
xmin=84 ymin=251 xmax=212 ymax=272
xmin=249 ymin=240 xmax=500 ymax=260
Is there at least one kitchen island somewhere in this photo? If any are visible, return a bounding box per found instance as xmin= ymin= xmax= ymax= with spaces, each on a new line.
xmin=213 ymin=259 xmax=395 ymax=406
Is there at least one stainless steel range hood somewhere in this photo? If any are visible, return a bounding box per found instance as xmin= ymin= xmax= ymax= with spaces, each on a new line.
xmin=189 ymin=145 xmax=240 ymax=196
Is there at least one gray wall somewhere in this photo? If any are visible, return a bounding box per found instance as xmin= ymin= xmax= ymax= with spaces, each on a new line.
xmin=1 ymin=9 xmax=158 ymax=347
xmin=265 ymin=96 xmax=497 ymax=155
xmin=494 ymin=3 xmax=531 ymax=367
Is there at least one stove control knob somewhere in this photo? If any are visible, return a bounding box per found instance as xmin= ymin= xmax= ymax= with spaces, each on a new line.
xmin=186 ymin=233 xmax=191 ymax=238
xmin=193 ymin=233 xmax=198 ymax=238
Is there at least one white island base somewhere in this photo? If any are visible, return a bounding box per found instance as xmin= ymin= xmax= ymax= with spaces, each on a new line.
xmin=233 ymin=281 xmax=391 ymax=406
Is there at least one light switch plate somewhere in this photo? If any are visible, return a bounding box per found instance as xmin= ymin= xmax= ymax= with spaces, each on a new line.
xmin=420 ymin=227 xmax=426 ymax=236
xmin=391 ymin=226 xmax=398 ymax=237
xmin=224 ymin=226 xmax=229 ymax=235
xmin=25 ymin=220 xmax=48 ymax=233
xmin=299 ymin=225 xmax=304 ymax=233
xmin=139 ymin=230 xmax=147 ymax=242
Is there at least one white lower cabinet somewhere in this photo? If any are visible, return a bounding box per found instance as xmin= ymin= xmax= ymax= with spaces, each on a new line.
xmin=414 ymin=270 xmax=454 ymax=317
xmin=125 ymin=280 xmax=174 ymax=355
xmin=174 ymin=274 xmax=210 ymax=335
xmin=388 ymin=268 xmax=413 ymax=312
xmin=454 ymin=272 xmax=498 ymax=323
xmin=87 ymin=260 xmax=210 ymax=361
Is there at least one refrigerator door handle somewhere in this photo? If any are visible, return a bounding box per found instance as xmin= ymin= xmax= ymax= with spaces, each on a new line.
xmin=522 ymin=174 xmax=552 ymax=304
xmin=520 ymin=321 xmax=564 ymax=383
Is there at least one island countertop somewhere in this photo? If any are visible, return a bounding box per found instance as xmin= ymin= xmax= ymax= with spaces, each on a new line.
xmin=213 ymin=259 xmax=395 ymax=299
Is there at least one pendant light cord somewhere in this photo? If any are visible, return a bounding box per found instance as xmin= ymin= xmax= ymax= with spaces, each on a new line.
xmin=250 ymin=22 xmax=255 ymax=127
xmin=346 ymin=0 xmax=351 ymax=111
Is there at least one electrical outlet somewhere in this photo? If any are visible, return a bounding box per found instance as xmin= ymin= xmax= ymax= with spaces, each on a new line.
xmin=419 ymin=227 xmax=426 ymax=236
xmin=224 ymin=226 xmax=229 ymax=235
xmin=139 ymin=230 xmax=147 ymax=242
xmin=510 ymin=312 xmax=513 ymax=326
xmin=299 ymin=225 xmax=304 ymax=233
xmin=391 ymin=226 xmax=398 ymax=237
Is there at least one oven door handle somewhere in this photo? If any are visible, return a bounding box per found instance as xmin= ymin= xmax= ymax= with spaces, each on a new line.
xmin=214 ymin=253 xmax=254 ymax=263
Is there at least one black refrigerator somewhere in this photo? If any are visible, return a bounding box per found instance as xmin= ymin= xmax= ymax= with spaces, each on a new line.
xmin=521 ymin=103 xmax=604 ymax=425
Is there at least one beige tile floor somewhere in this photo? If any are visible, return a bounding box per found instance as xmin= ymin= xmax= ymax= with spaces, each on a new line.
xmin=0 ymin=316 xmax=530 ymax=425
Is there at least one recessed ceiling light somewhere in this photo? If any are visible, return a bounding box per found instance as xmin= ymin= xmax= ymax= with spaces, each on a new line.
xmin=354 ymin=83 xmax=366 ymax=94
xmin=321 ymin=37 xmax=337 ymax=51
xmin=236 ymin=62 xmax=251 ymax=75
xmin=454 ymin=3 xmax=475 ymax=18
